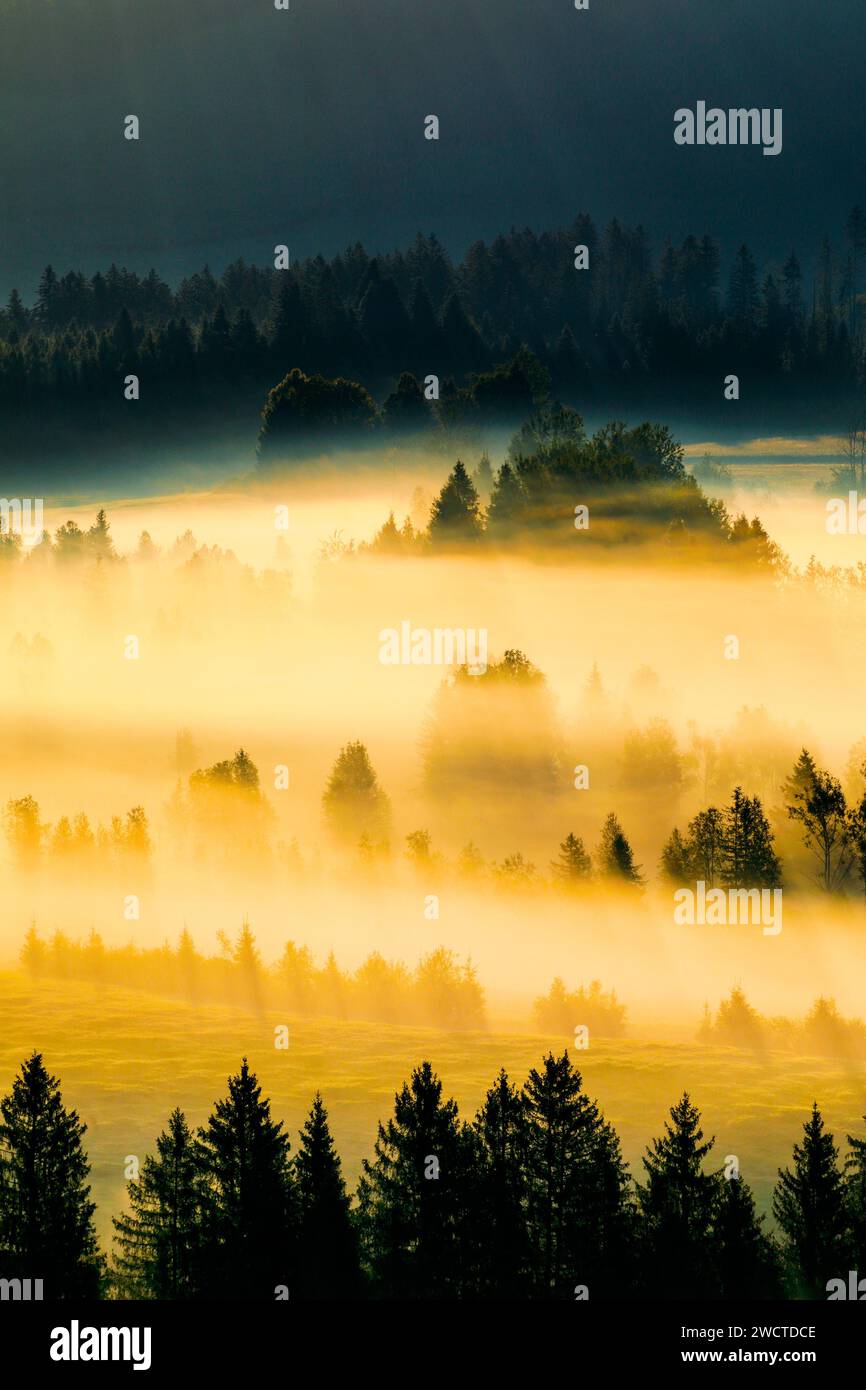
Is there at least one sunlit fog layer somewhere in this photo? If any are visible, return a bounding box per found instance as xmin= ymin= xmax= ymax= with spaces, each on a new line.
xmin=4 ymin=451 xmax=866 ymax=1034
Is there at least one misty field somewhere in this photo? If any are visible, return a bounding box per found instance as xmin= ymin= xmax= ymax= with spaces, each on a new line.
xmin=2 ymin=969 xmax=865 ymax=1248
xmin=4 ymin=441 xmax=866 ymax=1303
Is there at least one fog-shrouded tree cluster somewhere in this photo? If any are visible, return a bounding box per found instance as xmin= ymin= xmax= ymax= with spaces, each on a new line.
xmin=360 ymin=414 xmax=787 ymax=563
xmin=19 ymin=925 xmax=486 ymax=1033
xmin=699 ymin=986 xmax=866 ymax=1062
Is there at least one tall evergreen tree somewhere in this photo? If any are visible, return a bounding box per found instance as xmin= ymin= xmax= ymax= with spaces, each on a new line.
xmin=112 ymin=1108 xmax=201 ymax=1298
xmin=195 ymin=1059 xmax=296 ymax=1299
xmin=471 ymin=451 xmax=494 ymax=500
xmin=294 ymin=1093 xmax=360 ymax=1299
xmin=269 ymin=277 xmax=312 ymax=365
xmin=720 ymin=787 xmax=781 ymax=888
xmin=773 ymin=1102 xmax=847 ymax=1297
xmin=596 ymin=812 xmax=644 ymax=885
xmin=713 ymin=1172 xmax=782 ymax=1299
xmin=0 ymin=1052 xmax=103 ymax=1297
xmin=486 ymin=461 xmax=525 ymax=533
xmin=845 ymin=1112 xmax=866 ymax=1270
xmin=782 ymin=251 xmax=804 ymax=327
xmin=660 ymin=827 xmax=694 ymax=883
xmin=551 ymin=831 xmax=593 ymax=885
xmin=726 ymin=244 xmax=759 ymax=330
xmin=358 ymin=272 xmax=411 ymax=367
xmin=428 ymin=461 xmax=483 ymax=544
xmin=356 ymin=1061 xmax=468 ymax=1298
xmin=523 ymin=1051 xmax=632 ymax=1297
xmin=470 ymin=1069 xmax=532 ymax=1297
xmin=407 ymin=278 xmax=441 ymax=362
xmin=636 ymin=1092 xmax=721 ymax=1298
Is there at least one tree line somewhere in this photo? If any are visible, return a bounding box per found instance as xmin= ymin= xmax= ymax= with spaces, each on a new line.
xmin=700 ymin=986 xmax=866 ymax=1061
xmin=4 ymin=207 xmax=866 ymax=461
xmin=2 ymin=1050 xmax=865 ymax=1300
xmin=19 ymin=925 xmax=486 ymax=1032
xmin=9 ymin=730 xmax=866 ymax=901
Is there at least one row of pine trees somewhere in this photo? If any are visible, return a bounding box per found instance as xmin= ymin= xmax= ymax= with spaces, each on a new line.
xmin=5 ymin=220 xmax=866 ymax=465
xmin=2 ymin=1051 xmax=865 ymax=1300
xmin=4 ymin=211 xmax=866 ymax=427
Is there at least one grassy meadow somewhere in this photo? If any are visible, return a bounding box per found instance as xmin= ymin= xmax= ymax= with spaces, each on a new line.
xmin=3 ymin=969 xmax=865 ymax=1249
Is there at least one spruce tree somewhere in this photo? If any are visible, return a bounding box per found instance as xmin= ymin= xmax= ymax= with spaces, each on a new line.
xmin=428 ymin=461 xmax=483 ymax=544
xmin=0 ymin=1052 xmax=103 ymax=1297
xmin=636 ymin=1092 xmax=721 ymax=1298
xmin=523 ymin=1051 xmax=632 ymax=1297
xmin=713 ymin=1172 xmax=781 ymax=1299
xmin=578 ymin=1113 xmax=635 ymax=1297
xmin=486 ymin=461 xmax=525 ymax=534
xmin=408 ymin=279 xmax=440 ymax=361
xmin=471 ymin=452 xmax=494 ymax=499
xmin=596 ymin=812 xmax=644 ymax=885
xmin=773 ymin=1103 xmax=847 ymax=1296
xmin=470 ymin=1069 xmax=532 ymax=1297
xmin=195 ymin=1059 xmax=296 ymax=1299
xmin=294 ymin=1094 xmax=360 ymax=1299
xmin=87 ymin=508 xmax=115 ymax=561
xmin=356 ymin=1061 xmax=468 ymax=1298
xmin=727 ymin=244 xmax=759 ymax=329
xmin=659 ymin=827 xmax=693 ymax=883
xmin=269 ymin=277 xmax=312 ymax=365
xmin=783 ymin=749 xmax=820 ymax=809
xmin=112 ymin=1108 xmax=201 ymax=1298
xmin=720 ymin=787 xmax=781 ymax=888
xmin=551 ymin=832 xmax=592 ymax=885
xmin=845 ymin=1112 xmax=866 ymax=1269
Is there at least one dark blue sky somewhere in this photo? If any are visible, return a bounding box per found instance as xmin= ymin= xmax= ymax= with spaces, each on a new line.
xmin=1 ymin=0 xmax=862 ymax=299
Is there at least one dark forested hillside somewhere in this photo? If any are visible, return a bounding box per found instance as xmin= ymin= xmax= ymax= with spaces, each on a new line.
xmin=3 ymin=210 xmax=866 ymax=467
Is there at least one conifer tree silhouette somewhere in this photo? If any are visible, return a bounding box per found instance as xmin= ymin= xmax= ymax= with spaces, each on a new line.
xmin=720 ymin=787 xmax=781 ymax=888
xmin=469 ymin=1069 xmax=532 ymax=1298
xmin=523 ymin=1051 xmax=632 ymax=1297
xmin=551 ymin=832 xmax=593 ymax=885
xmin=295 ymin=1093 xmax=360 ymax=1299
xmin=636 ymin=1092 xmax=721 ymax=1298
xmin=356 ymin=1061 xmax=468 ymax=1298
xmin=195 ymin=1059 xmax=296 ymax=1299
xmin=596 ymin=812 xmax=644 ymax=885
xmin=713 ymin=1172 xmax=782 ymax=1299
xmin=112 ymin=1108 xmax=201 ymax=1299
xmin=0 ymin=1052 xmax=103 ymax=1297
xmin=845 ymin=1111 xmax=866 ymax=1269
xmin=428 ymin=461 xmax=483 ymax=543
xmin=773 ymin=1102 xmax=847 ymax=1296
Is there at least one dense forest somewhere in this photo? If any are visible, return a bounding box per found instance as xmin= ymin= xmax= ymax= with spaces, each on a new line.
xmin=0 ymin=1049 xmax=863 ymax=1301
xmin=3 ymin=207 xmax=866 ymax=464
